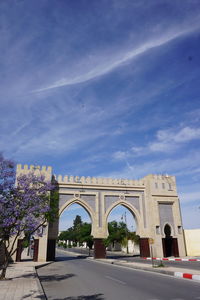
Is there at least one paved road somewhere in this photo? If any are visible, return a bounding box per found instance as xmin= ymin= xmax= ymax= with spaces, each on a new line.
xmin=59 ymin=247 xmax=200 ymax=271
xmin=37 ymin=250 xmax=200 ymax=300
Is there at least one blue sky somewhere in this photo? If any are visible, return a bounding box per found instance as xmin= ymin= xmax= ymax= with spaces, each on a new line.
xmin=1 ymin=0 xmax=200 ymax=230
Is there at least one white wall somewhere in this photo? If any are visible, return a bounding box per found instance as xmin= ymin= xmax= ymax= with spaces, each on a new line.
xmin=184 ymin=229 xmax=200 ymax=256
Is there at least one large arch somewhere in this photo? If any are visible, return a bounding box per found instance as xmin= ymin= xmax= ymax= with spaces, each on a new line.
xmin=105 ymin=200 xmax=141 ymax=236
xmin=59 ymin=197 xmax=95 ymax=236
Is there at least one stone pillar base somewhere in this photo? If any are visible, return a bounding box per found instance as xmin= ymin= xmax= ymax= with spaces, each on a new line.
xmin=139 ymin=238 xmax=150 ymax=257
xmin=93 ymin=238 xmax=106 ymax=259
xmin=46 ymin=239 xmax=56 ymax=261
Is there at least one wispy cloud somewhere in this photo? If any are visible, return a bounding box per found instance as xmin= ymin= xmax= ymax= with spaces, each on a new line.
xmin=1 ymin=1 xmax=200 ymax=230
xmin=179 ymin=191 xmax=200 ymax=204
xmin=34 ymin=24 xmax=200 ymax=92
xmin=108 ymin=148 xmax=200 ymax=180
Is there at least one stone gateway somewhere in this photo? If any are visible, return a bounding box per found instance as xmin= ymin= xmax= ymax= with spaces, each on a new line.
xmin=16 ymin=164 xmax=186 ymax=261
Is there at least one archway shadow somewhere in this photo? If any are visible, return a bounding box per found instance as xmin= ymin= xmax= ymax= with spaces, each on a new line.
xmin=106 ymin=254 xmax=140 ymax=259
xmin=55 ymin=255 xmax=88 ymax=262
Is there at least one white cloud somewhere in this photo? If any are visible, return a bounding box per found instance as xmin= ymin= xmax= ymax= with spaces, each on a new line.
xmin=112 ymin=126 xmax=200 ymax=162
xmin=150 ymin=126 xmax=200 ymax=152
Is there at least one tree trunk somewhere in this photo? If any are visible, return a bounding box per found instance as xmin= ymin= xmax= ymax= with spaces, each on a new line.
xmin=0 ymin=263 xmax=8 ymax=280
xmin=0 ymin=242 xmax=9 ymax=280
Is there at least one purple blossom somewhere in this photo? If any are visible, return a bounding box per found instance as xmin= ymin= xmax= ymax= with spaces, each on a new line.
xmin=0 ymin=153 xmax=56 ymax=244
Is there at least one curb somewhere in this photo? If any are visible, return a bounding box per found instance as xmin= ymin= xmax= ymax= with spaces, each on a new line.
xmin=87 ymin=257 xmax=200 ymax=282
xmin=143 ymin=257 xmax=200 ymax=262
xmin=35 ymin=262 xmax=53 ymax=300
xmin=35 ymin=267 xmax=47 ymax=300
xmin=57 ymin=250 xmax=200 ymax=283
xmin=174 ymin=272 xmax=200 ymax=281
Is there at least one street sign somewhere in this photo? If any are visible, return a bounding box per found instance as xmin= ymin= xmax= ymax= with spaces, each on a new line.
xmin=149 ymin=238 xmax=154 ymax=244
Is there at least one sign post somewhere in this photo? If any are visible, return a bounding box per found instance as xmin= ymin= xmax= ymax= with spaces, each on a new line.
xmin=149 ymin=238 xmax=154 ymax=267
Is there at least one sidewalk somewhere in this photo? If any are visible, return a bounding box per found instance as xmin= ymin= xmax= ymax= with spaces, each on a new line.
xmin=0 ymin=250 xmax=49 ymax=300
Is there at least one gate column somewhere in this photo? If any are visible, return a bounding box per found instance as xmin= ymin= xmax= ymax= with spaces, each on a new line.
xmin=93 ymin=238 xmax=106 ymax=259
xmin=139 ymin=238 xmax=150 ymax=257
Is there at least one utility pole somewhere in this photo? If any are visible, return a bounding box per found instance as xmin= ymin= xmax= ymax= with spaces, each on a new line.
xmin=124 ymin=212 xmax=129 ymax=254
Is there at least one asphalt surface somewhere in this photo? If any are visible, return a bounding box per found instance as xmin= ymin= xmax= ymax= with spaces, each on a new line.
xmin=61 ymin=247 xmax=200 ymax=270
xmin=37 ymin=250 xmax=200 ymax=300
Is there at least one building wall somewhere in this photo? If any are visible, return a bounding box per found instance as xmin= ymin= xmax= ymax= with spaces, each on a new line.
xmin=121 ymin=240 xmax=140 ymax=255
xmin=184 ymin=229 xmax=200 ymax=256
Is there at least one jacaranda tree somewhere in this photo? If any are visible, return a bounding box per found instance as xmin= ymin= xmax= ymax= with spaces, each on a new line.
xmin=0 ymin=154 xmax=56 ymax=279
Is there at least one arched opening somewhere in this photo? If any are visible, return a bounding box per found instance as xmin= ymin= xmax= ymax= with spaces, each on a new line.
xmin=58 ymin=203 xmax=93 ymax=256
xmin=162 ymin=224 xmax=173 ymax=257
xmin=162 ymin=224 xmax=179 ymax=257
xmin=164 ymin=224 xmax=171 ymax=238
xmin=106 ymin=204 xmax=140 ymax=256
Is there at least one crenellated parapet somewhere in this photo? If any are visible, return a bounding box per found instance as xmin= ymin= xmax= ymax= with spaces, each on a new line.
xmin=16 ymin=164 xmax=52 ymax=181
xmin=142 ymin=174 xmax=177 ymax=195
xmin=16 ymin=164 xmax=177 ymax=192
xmin=150 ymin=174 xmax=176 ymax=182
xmin=55 ymin=174 xmax=145 ymax=187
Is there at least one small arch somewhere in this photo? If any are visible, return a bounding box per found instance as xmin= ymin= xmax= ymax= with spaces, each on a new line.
xmin=162 ymin=222 xmax=174 ymax=237
xmin=162 ymin=223 xmax=175 ymax=257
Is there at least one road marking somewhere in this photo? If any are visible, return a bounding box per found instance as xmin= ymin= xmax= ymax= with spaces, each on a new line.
xmin=105 ymin=275 xmax=126 ymax=285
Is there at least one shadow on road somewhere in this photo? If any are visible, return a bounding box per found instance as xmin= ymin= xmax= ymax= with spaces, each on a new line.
xmin=39 ymin=273 xmax=76 ymax=282
xmin=52 ymin=293 xmax=104 ymax=300
xmin=22 ymin=292 xmax=46 ymax=299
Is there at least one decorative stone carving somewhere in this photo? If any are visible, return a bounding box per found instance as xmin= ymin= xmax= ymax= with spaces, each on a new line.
xmin=74 ymin=192 xmax=80 ymax=199
xmin=119 ymin=194 xmax=125 ymax=201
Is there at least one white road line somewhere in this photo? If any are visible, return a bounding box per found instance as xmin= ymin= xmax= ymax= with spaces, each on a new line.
xmin=105 ymin=275 xmax=126 ymax=285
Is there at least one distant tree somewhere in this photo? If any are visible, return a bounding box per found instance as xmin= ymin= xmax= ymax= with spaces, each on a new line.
xmin=73 ymin=215 xmax=83 ymax=229
xmin=104 ymin=221 xmax=139 ymax=252
xmin=104 ymin=221 xmax=127 ymax=247
xmin=58 ymin=216 xmax=93 ymax=254
xmin=79 ymin=223 xmax=93 ymax=255
xmin=0 ymin=154 xmax=56 ymax=280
